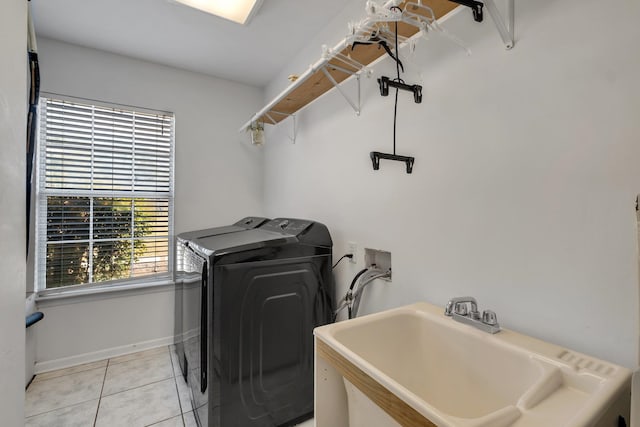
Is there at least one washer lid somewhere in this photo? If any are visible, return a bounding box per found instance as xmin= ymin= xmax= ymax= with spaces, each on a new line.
xmin=261 ymin=218 xmax=332 ymax=247
xmin=188 ymin=228 xmax=296 ymax=257
xmin=177 ymin=217 xmax=269 ymax=242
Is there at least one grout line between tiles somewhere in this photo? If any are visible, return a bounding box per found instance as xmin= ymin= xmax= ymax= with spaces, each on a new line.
xmin=24 ymin=397 xmax=100 ymax=421
xmin=99 ymin=375 xmax=177 ymax=400
xmin=168 ymin=347 xmax=188 ymax=427
xmin=99 ymin=348 xmax=175 ymax=398
xmin=93 ymin=358 xmax=110 ymax=427
xmin=25 ymin=365 xmax=108 ymax=419
xmin=168 ymin=348 xmax=185 ymax=413
xmin=145 ymin=414 xmax=183 ymax=427
xmin=25 ymin=347 xmax=177 ymax=426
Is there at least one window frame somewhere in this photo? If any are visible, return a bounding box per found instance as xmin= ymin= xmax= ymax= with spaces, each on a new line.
xmin=35 ymin=93 xmax=175 ymax=295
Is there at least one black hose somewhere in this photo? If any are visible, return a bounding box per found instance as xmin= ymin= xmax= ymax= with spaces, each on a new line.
xmin=349 ymin=268 xmax=369 ymax=291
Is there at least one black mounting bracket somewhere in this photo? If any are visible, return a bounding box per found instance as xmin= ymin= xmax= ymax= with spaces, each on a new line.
xmin=370 ymin=151 xmax=415 ymax=174
xmin=449 ymin=0 xmax=484 ymax=22
xmin=378 ymin=76 xmax=422 ymax=103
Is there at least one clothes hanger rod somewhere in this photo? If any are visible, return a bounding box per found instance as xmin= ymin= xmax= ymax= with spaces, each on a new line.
xmin=239 ymin=0 xmax=402 ymax=132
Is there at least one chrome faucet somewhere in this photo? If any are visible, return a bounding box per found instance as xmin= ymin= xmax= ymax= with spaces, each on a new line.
xmin=445 ymin=296 xmax=479 ymax=318
xmin=444 ymin=296 xmax=501 ymax=334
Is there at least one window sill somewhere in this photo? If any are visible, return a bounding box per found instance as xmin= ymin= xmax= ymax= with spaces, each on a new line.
xmin=35 ymin=278 xmax=175 ymax=307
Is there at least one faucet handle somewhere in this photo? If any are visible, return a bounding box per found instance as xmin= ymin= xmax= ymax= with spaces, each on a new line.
xmin=445 ymin=296 xmax=478 ymax=316
xmin=444 ymin=301 xmax=454 ymax=316
xmin=482 ymin=310 xmax=498 ymax=326
xmin=454 ymin=302 xmax=468 ymax=316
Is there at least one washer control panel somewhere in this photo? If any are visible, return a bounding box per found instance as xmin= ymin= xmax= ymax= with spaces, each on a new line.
xmin=261 ymin=218 xmax=313 ymax=236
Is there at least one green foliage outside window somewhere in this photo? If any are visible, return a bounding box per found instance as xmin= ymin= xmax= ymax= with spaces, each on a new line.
xmin=45 ymin=196 xmax=151 ymax=288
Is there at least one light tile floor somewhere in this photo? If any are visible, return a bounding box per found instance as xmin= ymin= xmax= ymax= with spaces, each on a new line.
xmin=25 ymin=346 xmax=315 ymax=427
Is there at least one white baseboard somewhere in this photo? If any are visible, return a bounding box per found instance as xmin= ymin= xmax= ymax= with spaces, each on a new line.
xmin=35 ymin=335 xmax=175 ymax=374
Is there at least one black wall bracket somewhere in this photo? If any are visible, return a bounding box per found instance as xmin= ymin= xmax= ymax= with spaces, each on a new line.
xmin=371 ymin=151 xmax=415 ymax=174
xmin=378 ymin=76 xmax=422 ymax=103
xmin=449 ymin=0 xmax=484 ymax=22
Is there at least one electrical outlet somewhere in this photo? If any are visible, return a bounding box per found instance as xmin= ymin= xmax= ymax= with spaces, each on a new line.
xmin=347 ymin=242 xmax=358 ymax=264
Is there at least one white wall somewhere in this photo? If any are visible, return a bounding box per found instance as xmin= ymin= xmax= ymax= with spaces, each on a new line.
xmin=263 ymin=0 xmax=640 ymax=368
xmin=37 ymin=38 xmax=264 ymax=235
xmin=35 ymin=287 xmax=176 ymax=371
xmin=0 ymin=0 xmax=27 ymax=423
xmin=33 ymin=38 xmax=264 ymax=368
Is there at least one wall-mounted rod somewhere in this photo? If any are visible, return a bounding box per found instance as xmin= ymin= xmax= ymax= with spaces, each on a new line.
xmin=238 ymin=0 xmax=403 ymax=132
xmin=239 ymin=0 xmax=516 ymax=133
xmin=507 ymin=0 xmax=514 ymax=36
xmin=483 ymin=0 xmax=514 ymax=49
xmin=239 ymin=56 xmax=336 ymax=131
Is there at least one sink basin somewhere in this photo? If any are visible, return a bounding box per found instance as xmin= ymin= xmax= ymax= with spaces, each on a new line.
xmin=314 ymin=302 xmax=631 ymax=427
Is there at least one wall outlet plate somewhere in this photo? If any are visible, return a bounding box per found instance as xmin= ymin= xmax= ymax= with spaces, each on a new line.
xmin=347 ymin=242 xmax=358 ymax=264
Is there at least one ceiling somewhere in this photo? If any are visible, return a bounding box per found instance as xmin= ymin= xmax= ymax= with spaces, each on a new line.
xmin=30 ymin=0 xmax=351 ymax=87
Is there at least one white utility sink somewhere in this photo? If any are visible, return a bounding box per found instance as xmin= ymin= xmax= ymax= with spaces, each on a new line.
xmin=314 ymin=302 xmax=631 ymax=427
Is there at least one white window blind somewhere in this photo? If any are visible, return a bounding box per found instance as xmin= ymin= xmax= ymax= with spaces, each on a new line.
xmin=37 ymin=97 xmax=174 ymax=290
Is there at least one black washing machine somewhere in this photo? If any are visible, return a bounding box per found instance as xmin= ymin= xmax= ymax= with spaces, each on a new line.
xmin=176 ymin=218 xmax=334 ymax=427
xmin=174 ymin=217 xmax=269 ymax=381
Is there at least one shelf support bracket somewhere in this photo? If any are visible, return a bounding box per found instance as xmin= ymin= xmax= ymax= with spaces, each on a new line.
xmin=483 ymin=0 xmax=515 ymax=49
xmin=270 ymin=110 xmax=297 ymax=143
xmin=289 ymin=113 xmax=297 ymax=144
xmin=320 ymin=66 xmax=361 ymax=116
xmin=264 ymin=112 xmax=278 ymax=125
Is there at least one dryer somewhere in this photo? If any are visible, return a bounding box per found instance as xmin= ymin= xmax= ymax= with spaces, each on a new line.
xmin=176 ymin=218 xmax=334 ymax=427
xmin=174 ymin=217 xmax=269 ymax=380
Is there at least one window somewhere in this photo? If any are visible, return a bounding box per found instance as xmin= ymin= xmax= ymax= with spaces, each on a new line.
xmin=36 ymin=96 xmax=174 ymax=291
